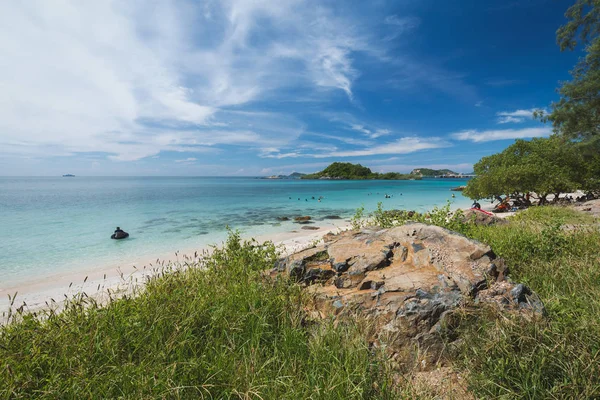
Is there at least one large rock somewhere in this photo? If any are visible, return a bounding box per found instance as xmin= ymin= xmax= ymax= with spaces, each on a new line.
xmin=273 ymin=223 xmax=543 ymax=365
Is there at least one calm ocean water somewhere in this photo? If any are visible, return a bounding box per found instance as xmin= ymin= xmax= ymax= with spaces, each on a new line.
xmin=0 ymin=177 xmax=471 ymax=286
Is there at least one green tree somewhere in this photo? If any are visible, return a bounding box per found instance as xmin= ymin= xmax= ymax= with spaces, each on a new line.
xmin=464 ymin=136 xmax=587 ymax=204
xmin=538 ymin=0 xmax=600 ymax=141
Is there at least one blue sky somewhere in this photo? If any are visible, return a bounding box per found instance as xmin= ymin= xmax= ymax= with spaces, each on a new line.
xmin=0 ymin=0 xmax=580 ymax=176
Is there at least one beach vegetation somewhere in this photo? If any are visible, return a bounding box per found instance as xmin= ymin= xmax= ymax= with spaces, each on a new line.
xmin=463 ymin=136 xmax=600 ymax=203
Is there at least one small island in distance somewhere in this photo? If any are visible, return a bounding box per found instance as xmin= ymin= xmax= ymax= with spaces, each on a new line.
xmin=260 ymin=163 xmax=475 ymax=180
xmin=301 ymin=162 xmax=419 ymax=180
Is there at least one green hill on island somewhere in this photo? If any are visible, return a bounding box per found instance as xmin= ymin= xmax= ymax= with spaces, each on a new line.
xmin=302 ymin=162 xmax=418 ymax=180
xmin=410 ymin=168 xmax=458 ymax=177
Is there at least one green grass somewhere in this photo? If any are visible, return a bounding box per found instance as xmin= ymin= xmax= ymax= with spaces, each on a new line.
xmin=0 ymin=231 xmax=397 ymax=399
xmin=451 ymin=207 xmax=600 ymax=399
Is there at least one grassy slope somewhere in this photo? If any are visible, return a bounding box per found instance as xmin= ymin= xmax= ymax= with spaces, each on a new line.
xmin=453 ymin=207 xmax=600 ymax=399
xmin=1 ymin=207 xmax=600 ymax=398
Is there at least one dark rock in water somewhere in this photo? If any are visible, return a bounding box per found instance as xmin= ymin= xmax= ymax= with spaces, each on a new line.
xmin=294 ymin=216 xmax=312 ymax=222
xmin=296 ymin=220 xmax=314 ymax=225
xmin=301 ymin=226 xmax=320 ymax=230
xmin=111 ymin=231 xmax=129 ymax=240
xmin=323 ymin=215 xmax=342 ymax=220
xmin=276 ymin=216 xmax=290 ymax=221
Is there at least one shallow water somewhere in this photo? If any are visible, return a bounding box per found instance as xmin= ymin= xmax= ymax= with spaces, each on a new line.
xmin=0 ymin=176 xmax=471 ymax=286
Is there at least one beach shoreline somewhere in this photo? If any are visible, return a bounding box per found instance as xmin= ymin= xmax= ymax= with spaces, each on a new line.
xmin=0 ymin=219 xmax=352 ymax=315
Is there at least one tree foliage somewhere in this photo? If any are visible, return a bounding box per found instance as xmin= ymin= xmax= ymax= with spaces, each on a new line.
xmin=464 ymin=136 xmax=598 ymax=203
xmin=539 ymin=0 xmax=600 ymax=140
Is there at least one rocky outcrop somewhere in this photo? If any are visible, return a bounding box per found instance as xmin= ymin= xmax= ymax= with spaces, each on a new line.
xmin=273 ymin=223 xmax=543 ymax=365
xmin=294 ymin=216 xmax=312 ymax=222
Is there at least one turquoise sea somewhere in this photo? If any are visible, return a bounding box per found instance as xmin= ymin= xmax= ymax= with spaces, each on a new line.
xmin=0 ymin=177 xmax=471 ymax=287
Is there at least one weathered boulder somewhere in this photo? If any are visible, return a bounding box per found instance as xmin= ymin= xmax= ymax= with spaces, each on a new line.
xmin=294 ymin=216 xmax=312 ymax=222
xmin=273 ymin=223 xmax=544 ymax=365
xmin=301 ymin=226 xmax=320 ymax=230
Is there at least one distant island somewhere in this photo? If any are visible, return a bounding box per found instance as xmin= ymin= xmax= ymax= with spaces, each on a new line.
xmin=62 ymin=174 xmax=75 ymax=177
xmin=301 ymin=162 xmax=419 ymax=180
xmin=410 ymin=168 xmax=475 ymax=178
xmin=261 ymin=172 xmax=306 ymax=179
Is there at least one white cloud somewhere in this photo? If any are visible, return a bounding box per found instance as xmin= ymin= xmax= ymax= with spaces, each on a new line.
xmin=451 ymin=127 xmax=552 ymax=142
xmin=383 ymin=15 xmax=420 ymax=41
xmin=305 ymin=132 xmax=374 ymax=147
xmin=496 ymin=108 xmax=543 ymax=124
xmin=175 ymin=157 xmax=197 ymax=163
xmin=313 ymin=136 xmax=449 ymax=157
xmin=371 ymin=129 xmax=392 ymax=139
xmin=0 ymin=0 xmax=379 ymax=161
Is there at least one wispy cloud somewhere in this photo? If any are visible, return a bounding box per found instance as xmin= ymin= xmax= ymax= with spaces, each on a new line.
xmin=0 ymin=1 xmax=379 ymax=161
xmin=451 ymin=127 xmax=551 ymax=142
xmin=383 ymin=15 xmax=420 ymax=41
xmin=349 ymin=124 xmax=392 ymax=139
xmin=314 ymin=136 xmax=450 ymax=157
xmin=304 ymin=132 xmax=374 ymax=147
xmin=496 ymin=108 xmax=543 ymax=124
xmin=175 ymin=157 xmax=197 ymax=164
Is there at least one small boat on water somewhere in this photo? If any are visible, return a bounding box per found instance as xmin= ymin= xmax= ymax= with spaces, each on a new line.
xmin=62 ymin=174 xmax=75 ymax=177
xmin=450 ymin=185 xmax=466 ymax=191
